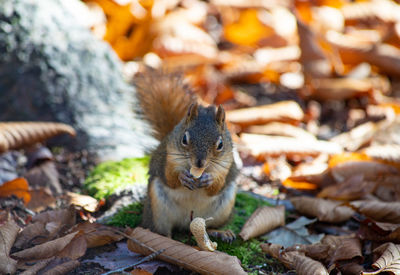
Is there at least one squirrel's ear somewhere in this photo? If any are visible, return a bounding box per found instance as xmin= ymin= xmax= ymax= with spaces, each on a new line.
xmin=216 ymin=105 xmax=225 ymax=128
xmin=186 ymin=103 xmax=198 ymax=124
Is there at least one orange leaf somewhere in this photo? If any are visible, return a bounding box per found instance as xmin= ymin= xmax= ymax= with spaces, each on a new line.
xmin=224 ymin=9 xmax=273 ymax=47
xmin=0 ymin=178 xmax=30 ymax=204
xmin=282 ymin=178 xmax=318 ymax=190
xmin=328 ymin=152 xmax=371 ymax=168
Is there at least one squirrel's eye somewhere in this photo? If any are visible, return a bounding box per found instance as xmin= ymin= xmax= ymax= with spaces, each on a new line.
xmin=216 ymin=136 xmax=223 ymax=151
xmin=182 ymin=131 xmax=189 ymax=146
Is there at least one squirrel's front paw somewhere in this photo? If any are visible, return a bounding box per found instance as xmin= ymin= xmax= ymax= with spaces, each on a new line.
xmin=197 ymin=172 xmax=213 ymax=188
xmin=179 ymin=171 xmax=197 ymax=190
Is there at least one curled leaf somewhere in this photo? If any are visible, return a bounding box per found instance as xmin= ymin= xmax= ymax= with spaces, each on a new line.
xmin=0 ymin=177 xmax=30 ymax=204
xmin=362 ymin=243 xmax=400 ymax=275
xmin=260 ymin=243 xmax=283 ymax=259
xmin=12 ymin=231 xmax=79 ymax=260
xmin=240 ymin=134 xmax=342 ymax=159
xmin=245 ymin=122 xmax=317 ymax=141
xmin=330 ymin=121 xmax=377 ymax=151
xmin=291 ymin=196 xmax=354 ymax=223
xmin=66 ymin=192 xmax=99 ymax=212
xmin=280 ymin=251 xmax=329 ymax=275
xmin=330 ymin=161 xmax=398 ymax=182
xmin=0 ymin=219 xmax=19 ymax=275
xmin=190 ymin=217 xmax=217 ymax=251
xmin=0 ymin=122 xmax=75 ymax=153
xmin=351 ymin=200 xmax=400 ymax=224
xmin=127 ymin=227 xmax=247 ymax=275
xmin=227 ymin=101 xmax=304 ymax=127
xmin=239 ymin=205 xmax=285 ymax=241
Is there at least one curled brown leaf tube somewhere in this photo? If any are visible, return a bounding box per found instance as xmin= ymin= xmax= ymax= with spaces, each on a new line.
xmin=0 ymin=122 xmax=75 ymax=153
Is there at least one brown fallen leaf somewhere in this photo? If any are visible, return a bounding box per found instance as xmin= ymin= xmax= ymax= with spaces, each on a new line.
xmin=32 ymin=206 xmax=76 ymax=234
xmin=240 ymin=134 xmax=342 ymax=159
xmin=41 ymin=259 xmax=80 ymax=275
xmin=0 ymin=122 xmax=75 ymax=153
xmin=12 ymin=231 xmax=79 ymax=260
xmin=57 ymin=233 xmax=87 ymax=260
xmin=284 ymin=243 xmax=330 ymax=261
xmin=66 ymin=192 xmax=99 ymax=212
xmin=317 ymin=174 xmax=377 ymax=201
xmin=239 ymin=205 xmax=285 ymax=241
xmin=245 ymin=122 xmax=317 ymax=141
xmin=362 ymin=243 xmax=400 ymax=275
xmin=359 ymin=219 xmax=400 ymax=243
xmin=72 ymin=222 xmax=123 ymax=248
xmin=24 ymin=160 xmax=62 ymax=196
xmin=330 ymin=121 xmax=377 ymax=151
xmin=226 ymin=101 xmax=304 ymax=127
xmin=297 ymin=18 xmax=332 ymax=79
xmin=291 ymin=196 xmax=354 ymax=223
xmin=127 ymin=227 xmax=247 ymax=275
xmin=0 ymin=219 xmax=19 ymax=275
xmin=26 ymin=188 xmax=56 ymax=212
xmin=280 ymin=251 xmax=329 ymax=275
xmin=0 ymin=177 xmax=31 ymax=204
xmin=14 ymin=221 xmax=51 ymax=249
xmin=328 ymin=237 xmax=363 ymax=266
xmin=19 ymin=257 xmax=54 ymax=275
xmin=289 ymin=155 xmax=329 ymax=185
xmin=260 ymin=243 xmax=283 ymax=259
xmin=309 ymin=77 xmax=375 ymax=101
xmin=363 ymin=144 xmax=400 ymax=164
xmin=330 ymin=161 xmax=398 ymax=182
xmin=351 ymin=200 xmax=400 ymax=224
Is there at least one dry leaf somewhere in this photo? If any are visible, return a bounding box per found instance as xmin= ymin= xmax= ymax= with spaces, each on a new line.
xmin=14 ymin=221 xmax=54 ymax=249
xmin=362 ymin=243 xmax=400 ymax=275
xmin=57 ymin=233 xmax=87 ymax=260
xmin=127 ymin=227 xmax=247 ymax=275
xmin=260 ymin=243 xmax=283 ymax=259
xmin=328 ymin=237 xmax=363 ymax=265
xmin=289 ymin=155 xmax=329 ymax=185
xmin=282 ymin=178 xmax=318 ymax=190
xmin=190 ymin=217 xmax=217 ymax=251
xmin=24 ymin=160 xmax=62 ymax=196
xmin=72 ymin=222 xmax=123 ymax=248
xmin=0 ymin=122 xmax=75 ymax=153
xmin=291 ymin=196 xmax=354 ymax=223
xmin=330 ymin=121 xmax=377 ymax=151
xmin=239 ymin=205 xmax=285 ymax=241
xmin=223 ymin=9 xmax=274 ymax=47
xmin=264 ymin=157 xmax=292 ymax=181
xmin=359 ymin=220 xmax=400 ymax=243
xmin=0 ymin=177 xmax=31 ymax=204
xmin=32 ymin=206 xmax=76 ymax=234
xmin=309 ymin=77 xmax=375 ymax=101
xmin=26 ymin=188 xmax=56 ymax=212
xmin=363 ymin=144 xmax=400 ymax=164
xmin=245 ymin=122 xmax=317 ymax=141
xmin=351 ymin=200 xmax=400 ymax=224
xmin=341 ymin=1 xmax=400 ymax=24
xmin=284 ymin=243 xmax=330 ymax=261
xmin=330 ymin=161 xmax=398 ymax=182
xmin=280 ymin=251 xmax=329 ymax=275
xmin=66 ymin=192 xmax=99 ymax=212
xmin=41 ymin=259 xmax=80 ymax=275
xmin=297 ymin=18 xmax=331 ymax=78
xmin=317 ymin=174 xmax=376 ymax=201
xmin=0 ymin=219 xmax=19 ymax=275
xmin=240 ymin=134 xmax=342 ymax=159
xmin=19 ymin=257 xmax=54 ymax=275
xmin=12 ymin=231 xmax=79 ymax=260
xmin=227 ymin=101 xmax=304 ymax=127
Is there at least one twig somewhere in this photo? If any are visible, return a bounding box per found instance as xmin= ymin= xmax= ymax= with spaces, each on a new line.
xmin=101 ymin=248 xmax=166 ymax=275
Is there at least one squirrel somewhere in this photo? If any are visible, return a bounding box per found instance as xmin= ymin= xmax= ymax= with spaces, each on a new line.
xmin=135 ymin=72 xmax=238 ymax=241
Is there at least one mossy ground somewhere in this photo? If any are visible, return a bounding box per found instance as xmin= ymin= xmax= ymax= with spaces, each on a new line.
xmin=85 ymin=159 xmax=285 ymax=274
xmin=84 ymin=157 xmax=149 ymax=199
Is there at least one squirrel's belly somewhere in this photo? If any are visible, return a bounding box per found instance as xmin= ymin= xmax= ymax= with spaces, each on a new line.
xmin=163 ymin=183 xmax=236 ymax=229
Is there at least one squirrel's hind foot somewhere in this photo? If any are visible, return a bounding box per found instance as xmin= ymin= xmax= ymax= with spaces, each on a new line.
xmin=207 ymin=229 xmax=236 ymax=243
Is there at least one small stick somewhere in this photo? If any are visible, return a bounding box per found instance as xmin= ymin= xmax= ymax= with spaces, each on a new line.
xmin=101 ymin=248 xmax=166 ymax=275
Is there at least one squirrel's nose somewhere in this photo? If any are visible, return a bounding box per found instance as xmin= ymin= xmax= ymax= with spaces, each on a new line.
xmin=196 ymin=158 xmax=206 ymax=168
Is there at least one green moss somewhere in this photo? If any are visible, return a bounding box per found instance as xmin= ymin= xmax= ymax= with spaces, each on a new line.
xmin=107 ymin=202 xmax=143 ymax=228
xmin=84 ymin=157 xmax=150 ymax=199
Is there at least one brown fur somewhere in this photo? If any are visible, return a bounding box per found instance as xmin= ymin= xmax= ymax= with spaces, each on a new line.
xmin=135 ymin=71 xmax=195 ymax=141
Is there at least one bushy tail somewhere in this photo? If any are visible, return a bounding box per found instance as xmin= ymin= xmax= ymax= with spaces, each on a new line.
xmin=134 ymin=71 xmax=195 ymax=141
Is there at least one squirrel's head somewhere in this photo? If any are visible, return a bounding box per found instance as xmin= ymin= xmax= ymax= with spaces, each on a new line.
xmin=170 ymin=103 xmax=233 ymax=178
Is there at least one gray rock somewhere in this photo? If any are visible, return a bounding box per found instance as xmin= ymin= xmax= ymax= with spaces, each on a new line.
xmin=0 ymin=0 xmax=155 ymax=160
